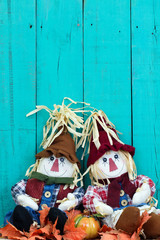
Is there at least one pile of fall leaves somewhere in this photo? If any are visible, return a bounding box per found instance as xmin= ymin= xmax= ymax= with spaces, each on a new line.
xmin=0 ymin=207 xmax=156 ymax=240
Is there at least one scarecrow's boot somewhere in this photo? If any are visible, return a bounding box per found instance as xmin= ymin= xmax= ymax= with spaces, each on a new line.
xmin=115 ymin=206 xmax=141 ymax=234
xmin=12 ymin=205 xmax=33 ymax=232
xmin=48 ymin=207 xmax=68 ymax=234
xmin=143 ymin=212 xmax=160 ymax=239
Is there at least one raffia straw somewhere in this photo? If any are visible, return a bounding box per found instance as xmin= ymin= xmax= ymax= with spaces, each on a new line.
xmin=147 ymin=196 xmax=158 ymax=208
xmin=25 ymin=160 xmax=40 ymax=177
xmin=77 ymin=109 xmax=124 ymax=158
xmin=26 ymin=97 xmax=90 ymax=150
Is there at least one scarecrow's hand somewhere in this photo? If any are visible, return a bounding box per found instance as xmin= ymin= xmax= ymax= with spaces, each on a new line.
xmin=132 ymin=183 xmax=151 ymax=205
xmin=58 ymin=193 xmax=76 ymax=211
xmin=93 ymin=198 xmax=113 ymax=216
xmin=58 ymin=200 xmax=76 ymax=211
xmin=17 ymin=194 xmax=39 ymax=211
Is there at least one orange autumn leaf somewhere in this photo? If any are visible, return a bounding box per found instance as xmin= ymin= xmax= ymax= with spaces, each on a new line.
xmin=100 ymin=232 xmax=117 ymax=240
xmin=130 ymin=210 xmax=151 ymax=240
xmin=99 ymin=224 xmax=112 ymax=233
xmin=28 ymin=235 xmax=45 ymax=240
xmin=0 ymin=222 xmax=27 ymax=240
xmin=65 ymin=209 xmax=81 ymax=219
xmin=137 ymin=210 xmax=151 ymax=235
xmin=100 ymin=229 xmax=131 ymax=240
xmin=39 ymin=206 xmax=50 ymax=227
xmin=63 ymin=215 xmax=86 ymax=240
xmin=130 ymin=232 xmax=140 ymax=240
xmin=29 ymin=224 xmax=51 ymax=238
xmin=27 ymin=220 xmax=61 ymax=240
xmin=50 ymin=220 xmax=62 ymax=240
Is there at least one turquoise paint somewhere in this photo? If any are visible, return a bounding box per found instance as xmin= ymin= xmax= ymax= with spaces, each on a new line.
xmin=132 ymin=0 xmax=160 ymax=200
xmin=84 ymin=0 xmax=132 ymax=144
xmin=0 ymin=0 xmax=36 ymax=224
xmin=0 ymin=0 xmax=160 ymax=225
xmin=83 ymin=0 xmax=132 ymax=186
xmin=36 ymin=0 xmax=83 ymax=150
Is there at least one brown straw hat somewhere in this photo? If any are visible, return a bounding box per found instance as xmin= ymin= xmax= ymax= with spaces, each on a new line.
xmin=35 ymin=131 xmax=81 ymax=168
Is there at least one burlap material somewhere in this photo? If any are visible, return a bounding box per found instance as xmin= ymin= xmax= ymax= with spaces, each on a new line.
xmin=36 ymin=132 xmax=80 ymax=168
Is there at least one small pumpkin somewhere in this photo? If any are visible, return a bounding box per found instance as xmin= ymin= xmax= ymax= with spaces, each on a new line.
xmin=74 ymin=213 xmax=100 ymax=239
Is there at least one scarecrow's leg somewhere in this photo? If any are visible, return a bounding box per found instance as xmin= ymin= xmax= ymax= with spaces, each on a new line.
xmin=48 ymin=207 xmax=67 ymax=234
xmin=12 ymin=205 xmax=33 ymax=232
xmin=115 ymin=206 xmax=141 ymax=234
xmin=143 ymin=212 xmax=160 ymax=239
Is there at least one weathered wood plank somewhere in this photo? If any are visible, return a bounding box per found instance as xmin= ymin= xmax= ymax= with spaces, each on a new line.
xmin=83 ymin=0 xmax=132 ymax=184
xmin=132 ymin=0 xmax=160 ymax=203
xmin=36 ymin=1 xmax=83 ymax=160
xmin=84 ymin=0 xmax=131 ymax=143
xmin=0 ymin=0 xmax=36 ymax=224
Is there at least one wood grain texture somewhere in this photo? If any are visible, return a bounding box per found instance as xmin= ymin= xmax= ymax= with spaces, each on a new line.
xmin=36 ymin=0 xmax=83 ymax=162
xmin=83 ymin=0 xmax=132 ymax=186
xmin=84 ymin=0 xmax=132 ymax=144
xmin=132 ymin=0 xmax=160 ymax=202
xmin=0 ymin=0 xmax=36 ymax=224
xmin=0 ymin=0 xmax=160 ymax=225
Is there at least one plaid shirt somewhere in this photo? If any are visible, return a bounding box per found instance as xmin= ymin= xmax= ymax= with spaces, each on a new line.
xmin=83 ymin=175 xmax=156 ymax=214
xmin=11 ymin=179 xmax=84 ymax=208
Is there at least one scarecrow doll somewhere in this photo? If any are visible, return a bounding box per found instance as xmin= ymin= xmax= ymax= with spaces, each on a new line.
xmin=82 ymin=110 xmax=160 ymax=239
xmin=4 ymin=99 xmax=85 ymax=234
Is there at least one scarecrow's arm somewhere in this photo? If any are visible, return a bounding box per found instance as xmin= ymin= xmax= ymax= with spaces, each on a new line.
xmin=132 ymin=175 xmax=156 ymax=196
xmin=83 ymin=185 xmax=113 ymax=215
xmin=72 ymin=187 xmax=85 ymax=205
xmin=11 ymin=179 xmax=38 ymax=210
xmin=58 ymin=187 xmax=84 ymax=211
xmin=11 ymin=179 xmax=28 ymax=204
xmin=131 ymin=175 xmax=155 ymax=205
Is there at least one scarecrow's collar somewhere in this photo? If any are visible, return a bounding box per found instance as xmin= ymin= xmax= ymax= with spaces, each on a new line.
xmin=30 ymin=171 xmax=74 ymax=185
xmin=98 ymin=172 xmax=129 ymax=185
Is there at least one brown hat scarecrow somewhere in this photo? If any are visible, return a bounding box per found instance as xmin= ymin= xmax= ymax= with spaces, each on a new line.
xmin=35 ymin=130 xmax=81 ymax=168
xmin=26 ymin=98 xmax=85 ymax=184
xmin=2 ymin=98 xmax=86 ymax=236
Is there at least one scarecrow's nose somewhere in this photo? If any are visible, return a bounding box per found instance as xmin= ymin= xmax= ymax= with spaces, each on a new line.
xmin=109 ymin=158 xmax=118 ymax=172
xmin=51 ymin=158 xmax=59 ymax=172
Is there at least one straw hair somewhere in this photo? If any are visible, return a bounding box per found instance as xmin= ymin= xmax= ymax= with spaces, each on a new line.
xmin=26 ymin=97 xmax=90 ymax=150
xmin=77 ymin=109 xmax=123 ymax=159
xmin=118 ymin=150 xmax=137 ymax=180
xmin=84 ymin=150 xmax=137 ymax=186
xmin=25 ymin=159 xmax=83 ymax=188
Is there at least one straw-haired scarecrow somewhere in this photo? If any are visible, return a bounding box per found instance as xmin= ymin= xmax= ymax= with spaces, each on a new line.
xmin=4 ymin=98 xmax=85 ymax=234
xmin=82 ymin=110 xmax=160 ymax=239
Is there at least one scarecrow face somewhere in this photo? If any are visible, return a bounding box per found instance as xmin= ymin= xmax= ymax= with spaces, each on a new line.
xmin=96 ymin=150 xmax=127 ymax=179
xmin=37 ymin=154 xmax=75 ymax=177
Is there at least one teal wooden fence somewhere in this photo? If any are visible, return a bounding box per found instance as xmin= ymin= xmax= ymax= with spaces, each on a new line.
xmin=0 ymin=0 xmax=160 ymax=225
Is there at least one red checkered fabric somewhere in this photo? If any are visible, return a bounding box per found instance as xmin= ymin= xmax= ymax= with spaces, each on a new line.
xmin=83 ymin=175 xmax=155 ymax=214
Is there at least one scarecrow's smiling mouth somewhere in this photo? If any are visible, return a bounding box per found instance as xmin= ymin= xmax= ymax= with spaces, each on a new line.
xmin=44 ymin=165 xmax=67 ymax=177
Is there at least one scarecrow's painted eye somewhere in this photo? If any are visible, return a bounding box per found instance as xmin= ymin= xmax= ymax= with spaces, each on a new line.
xmin=114 ymin=154 xmax=118 ymax=159
xmin=103 ymin=157 xmax=107 ymax=162
xmin=50 ymin=156 xmax=54 ymax=161
xmin=60 ymin=157 xmax=65 ymax=162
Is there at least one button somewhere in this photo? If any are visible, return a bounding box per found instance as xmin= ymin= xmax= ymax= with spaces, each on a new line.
xmin=120 ymin=190 xmax=125 ymax=196
xmin=44 ymin=191 xmax=51 ymax=198
xmin=121 ymin=199 xmax=128 ymax=206
xmin=41 ymin=204 xmax=48 ymax=209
